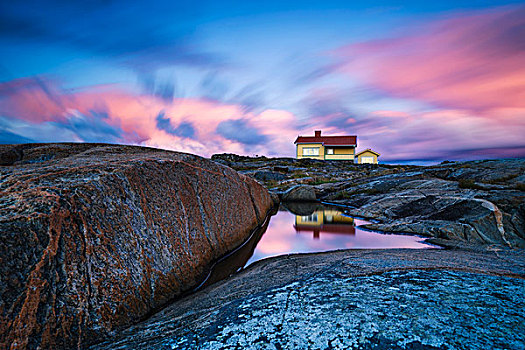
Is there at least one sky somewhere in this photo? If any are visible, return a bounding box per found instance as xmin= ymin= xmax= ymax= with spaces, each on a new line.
xmin=1 ymin=1 xmax=524 ymax=162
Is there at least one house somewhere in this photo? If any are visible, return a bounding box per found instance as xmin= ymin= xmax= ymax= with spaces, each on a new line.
xmin=356 ymin=149 xmax=380 ymax=164
xmin=294 ymin=130 xmax=357 ymax=160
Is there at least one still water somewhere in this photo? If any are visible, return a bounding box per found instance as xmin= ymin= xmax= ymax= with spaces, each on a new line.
xmin=199 ymin=203 xmax=435 ymax=290
xmin=245 ymin=204 xmax=433 ymax=267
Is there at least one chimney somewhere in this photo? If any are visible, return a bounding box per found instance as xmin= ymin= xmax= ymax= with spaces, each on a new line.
xmin=314 ymin=130 xmax=321 ymax=137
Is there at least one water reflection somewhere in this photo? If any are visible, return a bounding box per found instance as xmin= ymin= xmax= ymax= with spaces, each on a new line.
xmin=295 ymin=208 xmax=355 ymax=239
xmin=245 ymin=204 xmax=433 ymax=266
xmin=200 ymin=204 xmax=435 ymax=292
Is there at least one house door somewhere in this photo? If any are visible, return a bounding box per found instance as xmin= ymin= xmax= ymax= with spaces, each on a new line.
xmin=361 ymin=156 xmax=374 ymax=164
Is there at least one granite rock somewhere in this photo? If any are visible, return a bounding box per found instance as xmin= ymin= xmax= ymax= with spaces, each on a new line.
xmin=220 ymin=156 xmax=524 ymax=248
xmin=0 ymin=143 xmax=274 ymax=349
xmin=92 ymin=249 xmax=525 ymax=349
xmin=322 ymin=164 xmax=525 ymax=248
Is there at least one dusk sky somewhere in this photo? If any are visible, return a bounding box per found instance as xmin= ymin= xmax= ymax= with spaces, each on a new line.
xmin=1 ymin=1 xmax=524 ymax=162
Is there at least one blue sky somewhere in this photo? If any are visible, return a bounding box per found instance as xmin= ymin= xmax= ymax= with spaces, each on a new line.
xmin=1 ymin=0 xmax=524 ymax=161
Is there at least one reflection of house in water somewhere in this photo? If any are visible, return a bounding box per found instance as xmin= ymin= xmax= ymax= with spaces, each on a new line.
xmin=294 ymin=209 xmax=355 ymax=239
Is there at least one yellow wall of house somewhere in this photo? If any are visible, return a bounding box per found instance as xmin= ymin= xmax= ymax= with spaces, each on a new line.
xmin=296 ymin=143 xmax=325 ymax=160
xmin=326 ymin=147 xmax=355 ymax=160
xmin=333 ymin=147 xmax=354 ymax=155
xmin=357 ymin=151 xmax=378 ymax=164
xmin=297 ymin=144 xmax=355 ymax=160
xmin=325 ymin=154 xmax=354 ymax=160
xmin=295 ymin=209 xmax=355 ymax=226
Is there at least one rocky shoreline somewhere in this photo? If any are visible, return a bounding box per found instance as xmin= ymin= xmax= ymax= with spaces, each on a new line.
xmin=90 ymin=155 xmax=524 ymax=349
xmin=1 ymin=146 xmax=524 ymax=349
xmin=214 ymin=154 xmax=525 ymax=249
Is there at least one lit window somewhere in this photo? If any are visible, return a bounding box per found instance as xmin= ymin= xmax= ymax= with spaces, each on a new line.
xmin=326 ymin=148 xmax=334 ymax=155
xmin=302 ymin=214 xmax=318 ymax=222
xmin=302 ymin=147 xmax=320 ymax=156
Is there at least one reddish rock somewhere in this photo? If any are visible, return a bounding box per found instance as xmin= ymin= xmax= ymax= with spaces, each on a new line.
xmin=0 ymin=143 xmax=274 ymax=349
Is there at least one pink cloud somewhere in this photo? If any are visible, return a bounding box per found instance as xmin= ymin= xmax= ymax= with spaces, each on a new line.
xmin=0 ymin=78 xmax=73 ymax=123
xmin=0 ymin=77 xmax=300 ymax=157
xmin=356 ymin=108 xmax=525 ymax=161
xmin=335 ymin=6 xmax=525 ymax=114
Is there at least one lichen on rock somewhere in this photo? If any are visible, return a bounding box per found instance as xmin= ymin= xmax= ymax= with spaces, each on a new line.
xmin=91 ymin=249 xmax=525 ymax=350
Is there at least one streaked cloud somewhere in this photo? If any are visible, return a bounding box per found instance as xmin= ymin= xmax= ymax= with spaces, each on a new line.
xmin=0 ymin=129 xmax=34 ymax=144
xmin=216 ymin=119 xmax=268 ymax=145
xmin=156 ymin=112 xmax=196 ymax=139
xmin=0 ymin=77 xmax=300 ymax=156
xmin=49 ymin=110 xmax=125 ymax=144
xmin=334 ymin=6 xmax=525 ymax=113
xmin=1 ymin=2 xmax=524 ymax=162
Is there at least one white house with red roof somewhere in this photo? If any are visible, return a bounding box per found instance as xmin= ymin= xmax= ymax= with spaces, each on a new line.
xmin=294 ymin=130 xmax=357 ymax=161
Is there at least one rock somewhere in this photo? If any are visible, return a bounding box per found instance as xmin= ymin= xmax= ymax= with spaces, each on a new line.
xmin=0 ymin=143 xmax=274 ymax=349
xmin=213 ymin=156 xmax=524 ymax=248
xmin=253 ymin=170 xmax=287 ymax=181
xmin=321 ymin=161 xmax=525 ymax=248
xmin=269 ymin=192 xmax=280 ymax=206
xmin=282 ymin=201 xmax=323 ymax=216
xmin=92 ymin=249 xmax=525 ymax=349
xmin=0 ymin=144 xmax=24 ymax=165
xmin=282 ymin=185 xmax=317 ymax=202
xmin=272 ymin=166 xmax=289 ymax=173
xmin=211 ymin=153 xmax=268 ymax=163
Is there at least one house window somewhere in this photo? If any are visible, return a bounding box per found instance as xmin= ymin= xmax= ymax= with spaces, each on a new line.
xmin=326 ymin=148 xmax=334 ymax=155
xmin=302 ymin=214 xmax=318 ymax=222
xmin=302 ymin=147 xmax=320 ymax=156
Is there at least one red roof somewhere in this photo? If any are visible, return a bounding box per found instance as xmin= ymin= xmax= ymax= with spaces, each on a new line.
xmin=294 ymin=135 xmax=357 ymax=146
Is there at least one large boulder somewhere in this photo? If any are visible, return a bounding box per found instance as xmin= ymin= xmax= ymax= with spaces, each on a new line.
xmin=282 ymin=185 xmax=316 ymax=202
xmin=0 ymin=143 xmax=274 ymax=349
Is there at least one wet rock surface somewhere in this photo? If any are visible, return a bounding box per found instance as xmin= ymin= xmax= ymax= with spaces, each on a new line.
xmin=92 ymin=249 xmax=525 ymax=349
xmin=213 ymin=155 xmax=525 ymax=249
xmin=0 ymin=143 xmax=274 ymax=349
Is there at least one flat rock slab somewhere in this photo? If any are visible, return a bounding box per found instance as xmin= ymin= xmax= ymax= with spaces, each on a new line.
xmin=94 ymin=249 xmax=525 ymax=350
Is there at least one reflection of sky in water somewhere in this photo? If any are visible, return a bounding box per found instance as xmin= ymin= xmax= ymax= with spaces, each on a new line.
xmin=246 ymin=208 xmax=433 ymax=267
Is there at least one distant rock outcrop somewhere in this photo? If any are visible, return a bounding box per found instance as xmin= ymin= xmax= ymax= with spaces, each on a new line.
xmin=320 ymin=160 xmax=525 ymax=248
xmin=0 ymin=143 xmax=274 ymax=349
xmin=282 ymin=185 xmax=317 ymax=202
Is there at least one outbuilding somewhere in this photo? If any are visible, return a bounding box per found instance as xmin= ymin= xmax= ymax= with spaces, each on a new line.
xmin=356 ymin=149 xmax=380 ymax=164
